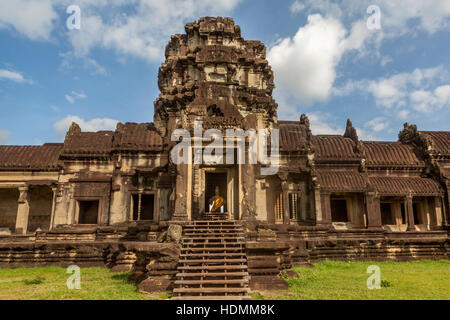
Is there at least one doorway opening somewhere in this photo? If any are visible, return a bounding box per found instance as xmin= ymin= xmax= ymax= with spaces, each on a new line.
xmin=331 ymin=198 xmax=348 ymax=222
xmin=78 ymin=200 xmax=99 ymax=224
xmin=205 ymin=172 xmax=227 ymax=213
xmin=132 ymin=194 xmax=154 ymax=221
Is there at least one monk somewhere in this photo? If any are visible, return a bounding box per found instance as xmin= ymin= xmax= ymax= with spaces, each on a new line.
xmin=209 ymin=186 xmax=225 ymax=213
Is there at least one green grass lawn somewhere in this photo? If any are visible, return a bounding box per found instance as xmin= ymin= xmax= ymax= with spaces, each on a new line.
xmin=0 ymin=260 xmax=448 ymax=300
xmin=0 ymin=267 xmax=155 ymax=300
xmin=252 ymin=260 xmax=450 ymax=300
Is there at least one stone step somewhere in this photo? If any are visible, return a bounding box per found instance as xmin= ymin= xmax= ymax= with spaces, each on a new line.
xmin=180 ymin=253 xmax=245 ymax=258
xmin=178 ymin=265 xmax=248 ymax=271
xmin=176 ymin=272 xmax=249 ymax=278
xmin=181 ymin=247 xmax=244 ymax=253
xmin=171 ymin=296 xmax=252 ymax=300
xmin=183 ymin=233 xmax=244 ymax=237
xmin=175 ymin=279 xmax=248 ymax=285
xmin=184 ymin=225 xmax=242 ymax=229
xmin=173 ymin=287 xmax=251 ymax=294
xmin=184 ymin=245 xmax=245 ymax=249
xmin=179 ymin=258 xmax=247 ymax=264
xmin=183 ymin=237 xmax=245 ymax=241
xmin=190 ymin=221 xmax=237 ymax=226
xmin=183 ymin=228 xmax=244 ymax=233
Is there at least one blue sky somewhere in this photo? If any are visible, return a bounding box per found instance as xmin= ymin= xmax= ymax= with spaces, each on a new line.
xmin=0 ymin=0 xmax=449 ymax=145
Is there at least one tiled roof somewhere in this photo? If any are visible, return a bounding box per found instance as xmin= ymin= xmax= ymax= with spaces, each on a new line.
xmin=0 ymin=143 xmax=63 ymax=170
xmin=317 ymin=171 xmax=367 ymax=192
xmin=312 ymin=135 xmax=360 ymax=161
xmin=62 ymin=131 xmax=114 ymax=156
xmin=362 ymin=141 xmax=424 ymax=167
xmin=113 ymin=123 xmax=163 ymax=152
xmin=421 ymin=131 xmax=450 ymax=156
xmin=369 ymin=176 xmax=443 ymax=196
xmin=278 ymin=121 xmax=309 ymax=152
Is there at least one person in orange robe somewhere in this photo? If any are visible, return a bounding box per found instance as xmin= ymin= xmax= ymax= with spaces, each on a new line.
xmin=209 ymin=186 xmax=225 ymax=213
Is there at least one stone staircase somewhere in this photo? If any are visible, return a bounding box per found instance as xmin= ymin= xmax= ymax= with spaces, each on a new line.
xmin=172 ymin=218 xmax=251 ymax=300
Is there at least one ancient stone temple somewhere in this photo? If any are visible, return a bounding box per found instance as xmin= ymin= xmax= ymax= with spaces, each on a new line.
xmin=0 ymin=17 xmax=449 ymax=298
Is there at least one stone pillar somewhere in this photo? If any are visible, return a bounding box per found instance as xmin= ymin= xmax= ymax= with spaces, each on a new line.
xmin=365 ymin=191 xmax=382 ymax=230
xmin=406 ymin=194 xmax=415 ymax=231
xmin=172 ymin=163 xmax=188 ymax=221
xmin=319 ymin=191 xmax=332 ymax=226
xmin=241 ymin=161 xmax=256 ymax=221
xmin=281 ymin=180 xmax=290 ymax=225
xmin=15 ymin=186 xmax=30 ymax=235
xmin=312 ymin=185 xmax=322 ymax=224
xmin=439 ymin=195 xmax=447 ymax=227
xmin=49 ymin=186 xmax=57 ymax=230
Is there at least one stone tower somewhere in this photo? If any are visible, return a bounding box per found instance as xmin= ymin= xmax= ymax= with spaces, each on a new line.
xmin=154 ymin=17 xmax=278 ymax=140
xmin=153 ymin=17 xmax=279 ymax=221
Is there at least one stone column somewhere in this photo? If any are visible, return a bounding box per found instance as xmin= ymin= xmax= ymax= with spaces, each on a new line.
xmin=439 ymin=195 xmax=447 ymax=227
xmin=49 ymin=186 xmax=57 ymax=230
xmin=365 ymin=191 xmax=382 ymax=230
xmin=312 ymin=184 xmax=322 ymax=224
xmin=406 ymin=194 xmax=415 ymax=231
xmin=241 ymin=159 xmax=256 ymax=221
xmin=319 ymin=191 xmax=332 ymax=226
xmin=15 ymin=186 xmax=30 ymax=235
xmin=172 ymin=163 xmax=188 ymax=221
xmin=281 ymin=180 xmax=290 ymax=225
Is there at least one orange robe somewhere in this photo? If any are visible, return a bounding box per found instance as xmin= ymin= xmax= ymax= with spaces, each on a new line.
xmin=210 ymin=196 xmax=224 ymax=212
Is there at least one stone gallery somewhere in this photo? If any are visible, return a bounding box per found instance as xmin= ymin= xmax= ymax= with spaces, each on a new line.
xmin=0 ymin=17 xmax=448 ymax=299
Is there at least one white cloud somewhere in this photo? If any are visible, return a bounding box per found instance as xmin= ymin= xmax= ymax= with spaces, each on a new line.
xmin=268 ymin=15 xmax=347 ymax=108
xmin=65 ymin=91 xmax=87 ymax=104
xmin=0 ymin=69 xmax=30 ymax=83
xmin=268 ymin=14 xmax=375 ymax=111
xmin=59 ymin=51 xmax=107 ymax=76
xmin=0 ymin=130 xmax=11 ymax=145
xmin=364 ymin=117 xmax=388 ymax=132
xmin=0 ymin=0 xmax=58 ymax=41
xmin=335 ymin=66 xmax=450 ymax=117
xmin=293 ymin=0 xmax=450 ymax=35
xmin=61 ymin=0 xmax=242 ymax=62
xmin=308 ymin=112 xmax=344 ymax=135
xmin=0 ymin=0 xmax=241 ymax=62
xmin=410 ymin=85 xmax=450 ymax=113
xmin=397 ymin=109 xmax=410 ymax=120
xmin=71 ymin=91 xmax=87 ymax=99
xmin=54 ymin=115 xmax=119 ymax=137
xmin=307 ymin=112 xmax=377 ymax=140
xmin=290 ymin=0 xmax=305 ymax=14
xmin=65 ymin=95 xmax=75 ymax=104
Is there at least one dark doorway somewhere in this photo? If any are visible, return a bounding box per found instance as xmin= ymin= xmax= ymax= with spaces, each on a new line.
xmin=381 ymin=203 xmax=394 ymax=225
xmin=400 ymin=203 xmax=406 ymax=224
xmin=28 ymin=186 xmax=53 ymax=232
xmin=0 ymin=188 xmax=19 ymax=232
xmin=132 ymin=194 xmax=155 ymax=221
xmin=205 ymin=172 xmax=227 ymax=213
xmin=413 ymin=203 xmax=420 ymax=224
xmin=331 ymin=199 xmax=348 ymax=222
xmin=78 ymin=200 xmax=99 ymax=224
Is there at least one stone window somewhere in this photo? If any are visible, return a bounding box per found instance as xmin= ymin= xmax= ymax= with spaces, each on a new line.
xmin=275 ymin=192 xmax=283 ymax=222
xmin=413 ymin=202 xmax=422 ymax=225
xmin=0 ymin=188 xmax=19 ymax=232
xmin=288 ymin=193 xmax=301 ymax=220
xmin=78 ymin=200 xmax=99 ymax=224
xmin=28 ymin=186 xmax=53 ymax=232
xmin=381 ymin=203 xmax=395 ymax=225
xmin=132 ymin=194 xmax=154 ymax=221
xmin=331 ymin=198 xmax=348 ymax=222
